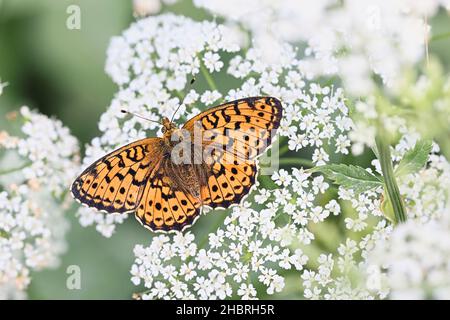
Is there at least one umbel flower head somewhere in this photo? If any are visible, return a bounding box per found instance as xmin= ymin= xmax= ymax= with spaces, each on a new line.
xmin=0 ymin=99 xmax=80 ymax=299
xmin=75 ymin=13 xmax=357 ymax=299
xmin=76 ymin=13 xmax=353 ymax=238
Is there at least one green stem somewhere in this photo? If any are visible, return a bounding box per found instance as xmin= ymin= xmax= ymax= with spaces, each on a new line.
xmin=375 ymin=133 xmax=407 ymax=224
xmin=0 ymin=161 xmax=32 ymax=175
xmin=200 ymin=62 xmax=218 ymax=92
xmin=279 ymin=157 xmax=314 ymax=168
xmin=278 ymin=144 xmax=290 ymax=156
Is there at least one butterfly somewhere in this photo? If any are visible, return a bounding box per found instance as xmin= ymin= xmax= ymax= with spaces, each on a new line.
xmin=71 ymin=96 xmax=282 ymax=233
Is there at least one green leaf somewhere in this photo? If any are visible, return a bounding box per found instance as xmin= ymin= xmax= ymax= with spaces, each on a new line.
xmin=311 ymin=164 xmax=383 ymax=194
xmin=394 ymin=140 xmax=432 ymax=177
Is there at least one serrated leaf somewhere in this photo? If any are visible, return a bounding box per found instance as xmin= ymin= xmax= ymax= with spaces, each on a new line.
xmin=311 ymin=164 xmax=383 ymax=194
xmin=394 ymin=140 xmax=432 ymax=177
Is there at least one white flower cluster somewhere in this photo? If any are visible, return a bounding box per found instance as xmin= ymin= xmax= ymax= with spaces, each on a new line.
xmin=83 ymin=13 xmax=357 ymax=298
xmin=263 ymin=168 xmax=340 ymax=242
xmin=1 ymin=107 xmax=80 ymax=196
xmin=131 ymin=202 xmax=309 ymax=299
xmin=367 ymin=212 xmax=450 ymax=299
xmin=194 ymin=0 xmax=450 ymax=95
xmin=105 ymin=13 xmax=239 ymax=89
xmin=300 ymin=133 xmax=450 ymax=299
xmin=227 ymin=48 xmax=354 ymax=164
xmin=130 ymin=155 xmax=348 ymax=299
xmin=0 ymin=105 xmax=80 ymax=299
xmin=301 ymin=221 xmax=392 ymax=300
xmin=80 ymin=13 xmax=354 ymax=237
xmin=0 ymin=188 xmax=70 ymax=299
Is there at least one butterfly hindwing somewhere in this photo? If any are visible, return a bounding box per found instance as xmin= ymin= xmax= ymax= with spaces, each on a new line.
xmin=201 ymin=161 xmax=257 ymax=208
xmin=135 ymin=160 xmax=202 ymax=232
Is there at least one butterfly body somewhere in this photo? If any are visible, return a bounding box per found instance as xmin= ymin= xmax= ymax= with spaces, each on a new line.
xmin=161 ymin=116 xmax=179 ymax=144
xmin=71 ymin=97 xmax=282 ymax=233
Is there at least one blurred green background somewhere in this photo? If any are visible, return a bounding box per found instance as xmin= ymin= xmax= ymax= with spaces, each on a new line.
xmin=0 ymin=0 xmax=450 ymax=299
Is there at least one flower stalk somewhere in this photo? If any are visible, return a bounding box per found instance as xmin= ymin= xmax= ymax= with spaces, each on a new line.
xmin=200 ymin=61 xmax=218 ymax=91
xmin=375 ymin=129 xmax=407 ymax=224
xmin=279 ymin=157 xmax=314 ymax=168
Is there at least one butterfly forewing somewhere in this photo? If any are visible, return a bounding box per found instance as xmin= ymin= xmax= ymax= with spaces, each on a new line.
xmin=183 ymin=96 xmax=282 ymax=210
xmin=71 ymin=138 xmax=164 ymax=213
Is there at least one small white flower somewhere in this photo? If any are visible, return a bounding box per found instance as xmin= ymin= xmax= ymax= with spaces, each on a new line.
xmin=237 ymin=283 xmax=257 ymax=300
xmin=200 ymin=90 xmax=222 ymax=105
xmin=151 ymin=281 xmax=169 ymax=299
xmin=312 ymin=147 xmax=329 ymax=165
xmin=271 ymin=169 xmax=292 ymax=187
xmin=180 ymin=262 xmax=197 ymax=281
xmin=203 ymin=51 xmax=224 ymax=72
xmin=288 ymin=133 xmax=308 ymax=151
xmin=254 ymin=189 xmax=270 ymax=204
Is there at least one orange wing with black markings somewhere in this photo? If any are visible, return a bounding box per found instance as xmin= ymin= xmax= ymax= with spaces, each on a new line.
xmin=183 ymin=96 xmax=282 ymax=152
xmin=134 ymin=159 xmax=202 ymax=232
xmin=183 ymin=96 xmax=282 ymax=209
xmin=200 ymin=160 xmax=257 ymax=209
xmin=71 ymin=138 xmax=164 ymax=213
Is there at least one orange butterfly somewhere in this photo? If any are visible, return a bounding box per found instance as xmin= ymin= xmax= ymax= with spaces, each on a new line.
xmin=71 ymin=97 xmax=282 ymax=233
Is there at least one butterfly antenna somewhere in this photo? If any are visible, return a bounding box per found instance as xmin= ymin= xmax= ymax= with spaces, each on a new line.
xmin=120 ymin=109 xmax=160 ymax=125
xmin=170 ymin=77 xmax=196 ymax=123
xmin=170 ymin=103 xmax=184 ymax=123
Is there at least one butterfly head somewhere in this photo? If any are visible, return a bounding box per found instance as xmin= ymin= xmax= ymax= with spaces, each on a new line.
xmin=161 ymin=117 xmax=177 ymax=139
